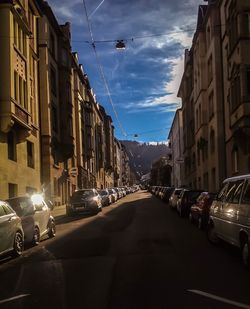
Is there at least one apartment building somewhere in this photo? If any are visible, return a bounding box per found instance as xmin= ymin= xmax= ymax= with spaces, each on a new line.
xmin=178 ymin=49 xmax=196 ymax=189
xmin=99 ymin=106 xmax=115 ymax=188
xmin=220 ymin=0 xmax=250 ymax=177
xmin=114 ymin=138 xmax=122 ymax=187
xmin=37 ymin=1 xmax=76 ymax=205
xmin=167 ymin=108 xmax=183 ymax=188
xmin=121 ymin=143 xmax=130 ymax=186
xmin=176 ymin=0 xmax=250 ymax=192
xmin=0 ymin=0 xmax=41 ymax=199
xmin=192 ymin=2 xmax=226 ymax=191
xmin=72 ymin=53 xmax=88 ymax=189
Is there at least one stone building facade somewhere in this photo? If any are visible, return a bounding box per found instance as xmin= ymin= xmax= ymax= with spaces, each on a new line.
xmin=0 ymin=0 xmax=131 ymax=200
xmin=175 ymin=0 xmax=250 ymax=192
xmin=0 ymin=0 xmax=41 ymax=199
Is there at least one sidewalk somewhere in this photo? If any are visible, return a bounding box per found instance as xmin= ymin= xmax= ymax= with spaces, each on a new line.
xmin=51 ymin=204 xmax=66 ymax=219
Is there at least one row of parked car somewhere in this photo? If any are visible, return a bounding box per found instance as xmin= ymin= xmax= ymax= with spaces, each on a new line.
xmin=150 ymin=174 xmax=250 ymax=268
xmin=0 ymin=194 xmax=56 ymax=259
xmin=0 ymin=185 xmax=140 ymax=260
xmin=66 ymin=186 xmax=139 ymax=216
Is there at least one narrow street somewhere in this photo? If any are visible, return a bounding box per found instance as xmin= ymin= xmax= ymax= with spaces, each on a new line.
xmin=0 ymin=190 xmax=250 ymax=309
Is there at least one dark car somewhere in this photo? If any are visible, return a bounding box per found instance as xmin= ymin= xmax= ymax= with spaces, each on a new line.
xmin=7 ymin=195 xmax=56 ymax=245
xmin=98 ymin=189 xmax=112 ymax=207
xmin=169 ymin=188 xmax=183 ymax=209
xmin=162 ymin=187 xmax=175 ymax=203
xmin=66 ymin=189 xmax=102 ymax=216
xmin=177 ymin=189 xmax=204 ymax=217
xmin=189 ymin=192 xmax=216 ymax=229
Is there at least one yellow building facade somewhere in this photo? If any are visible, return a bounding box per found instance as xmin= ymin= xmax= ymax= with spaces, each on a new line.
xmin=0 ymin=0 xmax=41 ymax=199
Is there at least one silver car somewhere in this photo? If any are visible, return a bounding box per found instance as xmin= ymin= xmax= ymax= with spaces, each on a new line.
xmin=0 ymin=200 xmax=24 ymax=258
xmin=208 ymin=174 xmax=250 ymax=267
xmin=7 ymin=195 xmax=56 ymax=245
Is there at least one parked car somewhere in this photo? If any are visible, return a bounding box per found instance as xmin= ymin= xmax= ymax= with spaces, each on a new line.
xmin=7 ymin=194 xmax=56 ymax=245
xmin=169 ymin=188 xmax=183 ymax=209
xmin=207 ymin=174 xmax=250 ymax=267
xmin=98 ymin=189 xmax=112 ymax=207
xmin=189 ymin=192 xmax=216 ymax=229
xmin=162 ymin=187 xmax=175 ymax=203
xmin=0 ymin=200 xmax=24 ymax=258
xmin=177 ymin=189 xmax=203 ymax=217
xmin=155 ymin=186 xmax=162 ymax=198
xmin=108 ymin=189 xmax=118 ymax=203
xmin=158 ymin=187 xmax=166 ymax=199
xmin=66 ymin=189 xmax=102 ymax=216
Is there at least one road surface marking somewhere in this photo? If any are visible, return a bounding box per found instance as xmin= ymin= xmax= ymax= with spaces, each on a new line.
xmin=188 ymin=290 xmax=250 ymax=309
xmin=0 ymin=294 xmax=30 ymax=304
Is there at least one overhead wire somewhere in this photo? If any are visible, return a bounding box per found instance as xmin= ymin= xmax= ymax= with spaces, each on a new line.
xmin=82 ymin=0 xmax=127 ymax=138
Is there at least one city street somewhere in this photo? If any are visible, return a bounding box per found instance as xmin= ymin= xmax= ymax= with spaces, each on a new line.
xmin=0 ymin=190 xmax=250 ymax=309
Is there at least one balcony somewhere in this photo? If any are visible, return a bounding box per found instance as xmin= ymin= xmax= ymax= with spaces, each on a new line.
xmin=0 ymin=99 xmax=32 ymax=138
xmin=230 ymin=101 xmax=250 ymax=130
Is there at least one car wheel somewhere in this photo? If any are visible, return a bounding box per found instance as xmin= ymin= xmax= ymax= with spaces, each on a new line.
xmin=12 ymin=231 xmax=24 ymax=257
xmin=48 ymin=220 xmax=56 ymax=238
xmin=242 ymin=240 xmax=250 ymax=268
xmin=198 ymin=217 xmax=203 ymax=230
xmin=207 ymin=221 xmax=219 ymax=244
xmin=32 ymin=227 xmax=40 ymax=245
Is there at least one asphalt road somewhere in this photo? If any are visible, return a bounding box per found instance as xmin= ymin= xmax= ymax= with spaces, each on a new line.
xmin=0 ymin=190 xmax=250 ymax=309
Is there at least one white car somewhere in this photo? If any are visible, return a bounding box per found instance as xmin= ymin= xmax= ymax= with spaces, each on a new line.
xmin=7 ymin=195 xmax=56 ymax=245
xmin=0 ymin=200 xmax=24 ymax=258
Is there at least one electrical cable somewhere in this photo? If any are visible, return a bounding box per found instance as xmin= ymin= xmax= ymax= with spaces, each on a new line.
xmin=127 ymin=127 xmax=172 ymax=137
xmin=82 ymin=0 xmax=128 ymax=138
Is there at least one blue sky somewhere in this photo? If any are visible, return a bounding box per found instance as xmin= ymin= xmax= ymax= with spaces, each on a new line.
xmin=49 ymin=0 xmax=204 ymax=143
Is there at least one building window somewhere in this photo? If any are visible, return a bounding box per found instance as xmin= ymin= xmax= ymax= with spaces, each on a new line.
xmin=7 ymin=131 xmax=17 ymax=161
xmin=232 ymin=145 xmax=239 ymax=174
xmin=208 ymin=91 xmax=214 ymax=119
xmin=50 ymin=66 xmax=57 ymax=96
xmin=203 ymin=172 xmax=209 ymax=190
xmin=198 ymin=105 xmax=202 ymax=127
xmin=211 ymin=168 xmax=216 ymax=192
xmin=8 ymin=183 xmax=17 ymax=198
xmin=208 ymin=54 xmax=213 ymax=84
xmin=228 ymin=1 xmax=238 ymax=52
xmin=246 ymin=68 xmax=250 ymax=99
xmin=27 ymin=141 xmax=34 ymax=168
xmin=51 ymin=106 xmax=58 ymax=132
xmin=210 ymin=129 xmax=215 ymax=153
xmin=230 ymin=65 xmax=241 ymax=112
xmin=14 ymin=71 xmax=18 ymax=101
xmin=50 ymin=32 xmax=55 ymax=57
xmin=206 ymin=25 xmax=211 ymax=48
xmin=16 ymin=75 xmax=27 ymax=109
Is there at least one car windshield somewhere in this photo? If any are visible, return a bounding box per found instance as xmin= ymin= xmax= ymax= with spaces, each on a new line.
xmin=7 ymin=198 xmax=33 ymax=217
xmin=186 ymin=191 xmax=202 ymax=201
xmin=99 ymin=190 xmax=108 ymax=196
xmin=71 ymin=190 xmax=94 ymax=200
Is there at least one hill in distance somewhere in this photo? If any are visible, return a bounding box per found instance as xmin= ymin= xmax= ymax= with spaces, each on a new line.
xmin=120 ymin=140 xmax=170 ymax=180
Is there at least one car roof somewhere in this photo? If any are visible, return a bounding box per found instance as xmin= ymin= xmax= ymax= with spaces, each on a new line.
xmin=223 ymin=174 xmax=250 ymax=183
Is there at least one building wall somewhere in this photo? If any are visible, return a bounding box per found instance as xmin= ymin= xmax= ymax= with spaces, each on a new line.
xmin=168 ymin=109 xmax=183 ymax=188
xmin=177 ymin=0 xmax=250 ymax=192
xmin=220 ymin=0 xmax=250 ymax=178
xmin=0 ymin=0 xmax=41 ymax=199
